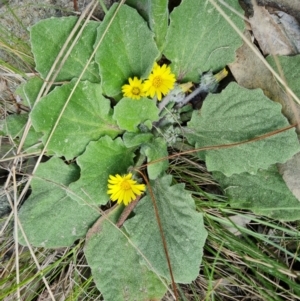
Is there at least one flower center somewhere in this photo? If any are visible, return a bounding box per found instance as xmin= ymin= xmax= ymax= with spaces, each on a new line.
xmin=152 ymin=76 xmax=163 ymax=88
xmin=121 ymin=180 xmax=131 ymax=191
xmin=131 ymin=87 xmax=140 ymax=95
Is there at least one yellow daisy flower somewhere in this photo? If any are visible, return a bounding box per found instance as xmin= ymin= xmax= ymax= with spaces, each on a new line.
xmin=107 ymin=173 xmax=146 ymax=206
xmin=143 ymin=63 xmax=176 ymax=101
xmin=122 ymin=76 xmax=145 ymax=100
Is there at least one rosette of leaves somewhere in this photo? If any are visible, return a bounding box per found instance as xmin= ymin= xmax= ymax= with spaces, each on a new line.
xmin=12 ymin=1 xmax=300 ymax=300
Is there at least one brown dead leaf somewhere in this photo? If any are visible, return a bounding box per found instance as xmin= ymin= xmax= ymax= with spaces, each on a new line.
xmin=273 ymin=11 xmax=300 ymax=52
xmin=256 ymin=0 xmax=300 ymax=24
xmin=228 ymin=30 xmax=300 ymax=129
xmin=278 ymin=153 xmax=300 ymax=201
xmin=249 ymin=5 xmax=300 ymax=55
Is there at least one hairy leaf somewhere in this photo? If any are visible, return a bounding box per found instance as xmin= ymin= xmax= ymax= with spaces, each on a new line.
xmin=164 ymin=0 xmax=244 ymax=81
xmin=30 ymin=80 xmax=121 ymax=159
xmin=68 ymin=136 xmax=134 ymax=206
xmin=15 ymin=76 xmax=44 ymax=108
xmin=214 ymin=166 xmax=300 ymax=221
xmin=186 ymin=83 xmax=300 ymax=176
xmin=95 ymin=4 xmax=159 ymax=96
xmin=141 ymin=137 xmax=168 ymax=179
xmin=4 ymin=114 xmax=42 ymax=151
xmin=18 ymin=157 xmax=100 ymax=248
xmin=113 ymin=97 xmax=159 ymax=132
xmin=124 ymin=175 xmax=207 ymax=283
xmin=123 ymin=132 xmax=153 ymax=148
xmin=126 ymin=0 xmax=168 ymax=51
xmin=30 ymin=16 xmax=100 ymax=83
xmin=84 ymin=206 xmax=167 ymax=301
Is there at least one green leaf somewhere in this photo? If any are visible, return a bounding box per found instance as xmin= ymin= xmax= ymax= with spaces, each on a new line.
xmin=4 ymin=114 xmax=42 ymax=151
xmin=15 ymin=76 xmax=44 ymax=109
xmin=124 ymin=175 xmax=207 ymax=283
xmin=123 ymin=131 xmax=153 ymax=148
xmin=186 ymin=83 xmax=300 ymax=176
xmin=127 ymin=0 xmax=168 ymax=51
xmin=68 ymin=136 xmax=134 ymax=206
xmin=214 ymin=165 xmax=300 ymax=221
xmin=30 ymin=80 xmax=121 ymax=160
xmin=84 ymin=206 xmax=167 ymax=301
xmin=95 ymin=4 xmax=160 ymax=96
xmin=125 ymin=0 xmax=148 ymax=19
xmin=141 ymin=137 xmax=168 ymax=179
xmin=164 ymin=0 xmax=244 ymax=81
xmin=267 ymin=54 xmax=300 ymax=99
xmin=113 ymin=97 xmax=159 ymax=132
xmin=30 ymin=16 xmax=100 ymax=83
xmin=147 ymin=0 xmax=168 ymax=51
xmin=18 ymin=157 xmax=100 ymax=248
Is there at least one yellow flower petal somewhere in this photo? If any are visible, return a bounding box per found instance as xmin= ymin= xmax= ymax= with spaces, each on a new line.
xmin=122 ymin=77 xmax=145 ymax=100
xmin=143 ymin=64 xmax=176 ymax=101
xmin=107 ymin=173 xmax=146 ymax=206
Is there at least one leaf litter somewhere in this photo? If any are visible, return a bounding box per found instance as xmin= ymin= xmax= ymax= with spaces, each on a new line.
xmin=249 ymin=5 xmax=300 ymax=55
